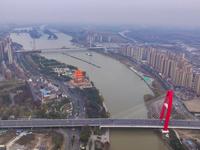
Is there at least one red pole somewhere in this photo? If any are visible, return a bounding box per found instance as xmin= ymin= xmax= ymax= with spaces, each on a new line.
xmin=159 ymin=90 xmax=173 ymax=132
xmin=163 ymin=90 xmax=173 ymax=131
xmin=159 ymin=93 xmax=169 ymax=119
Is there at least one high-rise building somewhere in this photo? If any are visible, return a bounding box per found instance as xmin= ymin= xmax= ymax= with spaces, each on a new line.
xmin=138 ymin=47 xmax=143 ymax=61
xmin=143 ymin=48 xmax=148 ymax=60
xmin=128 ymin=47 xmax=134 ymax=57
xmin=7 ymin=38 xmax=13 ymax=64
xmin=183 ymin=64 xmax=193 ymax=73
xmin=157 ymin=54 xmax=164 ymax=70
xmin=177 ymin=58 xmax=185 ymax=69
xmin=169 ymin=53 xmax=176 ymax=61
xmin=172 ymin=67 xmax=178 ymax=84
xmin=147 ymin=47 xmax=154 ymax=65
xmin=169 ymin=61 xmax=177 ymax=77
xmin=185 ymin=73 xmax=193 ymax=88
xmin=176 ymin=69 xmax=184 ymax=86
xmin=123 ymin=46 xmax=128 ymax=56
xmin=133 ymin=47 xmax=143 ymax=61
xmin=172 ymin=69 xmax=187 ymax=87
xmin=164 ymin=59 xmax=171 ymax=76
xmin=123 ymin=46 xmax=135 ymax=57
xmin=0 ymin=41 xmax=5 ymax=60
xmin=180 ymin=52 xmax=185 ymax=59
xmin=174 ymin=56 xmax=181 ymax=64
xmin=102 ymin=35 xmax=110 ymax=42
xmin=151 ymin=52 xmax=157 ymax=68
xmin=160 ymin=56 xmax=168 ymax=73
xmin=187 ymin=67 xmax=193 ymax=73
xmin=155 ymin=54 xmax=160 ymax=69
xmin=166 ymin=50 xmax=171 ymax=58
xmin=147 ymin=51 xmax=151 ymax=64
xmin=194 ymin=75 xmax=200 ymax=95
xmin=94 ymin=35 xmax=102 ymax=42
xmin=181 ymin=70 xmax=187 ymax=87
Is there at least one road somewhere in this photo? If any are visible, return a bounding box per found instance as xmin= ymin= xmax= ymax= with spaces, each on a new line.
xmin=51 ymin=80 xmax=84 ymax=119
xmin=0 ymin=118 xmax=200 ymax=129
xmin=57 ymin=128 xmax=81 ymax=150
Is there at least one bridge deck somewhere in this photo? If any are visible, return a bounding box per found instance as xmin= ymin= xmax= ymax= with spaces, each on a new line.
xmin=0 ymin=119 xmax=199 ymax=129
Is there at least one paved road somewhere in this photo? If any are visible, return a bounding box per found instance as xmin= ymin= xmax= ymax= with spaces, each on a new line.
xmin=57 ymin=128 xmax=81 ymax=150
xmin=0 ymin=119 xmax=200 ymax=129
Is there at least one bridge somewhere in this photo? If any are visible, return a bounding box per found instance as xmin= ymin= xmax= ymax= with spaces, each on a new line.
xmin=0 ymin=91 xmax=199 ymax=132
xmin=0 ymin=118 xmax=199 ymax=130
xmin=14 ymin=47 xmax=87 ymax=53
xmin=14 ymin=47 xmax=104 ymax=53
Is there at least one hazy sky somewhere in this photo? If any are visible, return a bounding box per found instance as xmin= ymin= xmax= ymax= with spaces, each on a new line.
xmin=1 ymin=0 xmax=200 ymax=27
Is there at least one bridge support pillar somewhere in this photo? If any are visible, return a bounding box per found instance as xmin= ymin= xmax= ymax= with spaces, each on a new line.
xmin=159 ymin=90 xmax=173 ymax=133
xmin=161 ymin=129 xmax=169 ymax=134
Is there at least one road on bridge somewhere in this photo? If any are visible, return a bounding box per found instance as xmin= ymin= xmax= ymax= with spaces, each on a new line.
xmin=0 ymin=119 xmax=200 ymax=130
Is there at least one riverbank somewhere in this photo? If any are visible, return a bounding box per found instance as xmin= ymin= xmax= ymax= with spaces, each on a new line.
xmin=129 ymin=66 xmax=156 ymax=97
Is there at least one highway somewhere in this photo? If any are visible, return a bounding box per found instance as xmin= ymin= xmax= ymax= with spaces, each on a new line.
xmin=52 ymin=81 xmax=85 ymax=119
xmin=0 ymin=119 xmax=200 ymax=129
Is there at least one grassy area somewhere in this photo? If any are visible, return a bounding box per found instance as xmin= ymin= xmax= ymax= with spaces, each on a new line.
xmin=24 ymin=53 xmax=76 ymax=82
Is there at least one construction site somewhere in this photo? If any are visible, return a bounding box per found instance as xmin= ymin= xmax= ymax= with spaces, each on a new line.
xmin=0 ymin=129 xmax=63 ymax=150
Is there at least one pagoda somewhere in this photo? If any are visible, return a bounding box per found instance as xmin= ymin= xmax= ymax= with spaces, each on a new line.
xmin=74 ymin=70 xmax=84 ymax=83
xmin=69 ymin=69 xmax=92 ymax=88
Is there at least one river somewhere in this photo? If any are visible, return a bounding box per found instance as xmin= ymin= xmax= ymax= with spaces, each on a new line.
xmin=10 ymin=29 xmax=169 ymax=150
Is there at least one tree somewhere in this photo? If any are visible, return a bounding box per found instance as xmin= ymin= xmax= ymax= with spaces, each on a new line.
xmin=2 ymin=115 xmax=8 ymax=120
xmin=41 ymin=103 xmax=48 ymax=109
xmin=170 ymin=138 xmax=187 ymax=150
xmin=35 ymin=99 xmax=41 ymax=108
xmin=106 ymin=111 xmax=110 ymax=118
xmin=67 ymin=65 xmax=78 ymax=70
xmin=0 ymin=107 xmax=4 ymax=115
xmin=79 ymin=132 xmax=90 ymax=143
xmin=82 ymin=71 xmax=86 ymax=76
xmin=25 ymin=98 xmax=32 ymax=103
xmin=35 ymin=109 xmax=46 ymax=118
xmin=90 ymin=81 xmax=94 ymax=86
xmin=104 ymin=141 xmax=110 ymax=150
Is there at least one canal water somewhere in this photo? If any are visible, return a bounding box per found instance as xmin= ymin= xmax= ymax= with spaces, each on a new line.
xmin=10 ymin=30 xmax=169 ymax=150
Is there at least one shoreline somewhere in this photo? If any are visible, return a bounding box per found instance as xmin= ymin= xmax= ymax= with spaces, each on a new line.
xmin=103 ymin=101 xmax=109 ymax=112
xmin=129 ymin=66 xmax=155 ymax=96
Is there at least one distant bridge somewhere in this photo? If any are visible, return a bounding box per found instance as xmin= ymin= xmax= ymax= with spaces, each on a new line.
xmin=14 ymin=47 xmax=104 ymax=53
xmin=14 ymin=47 xmax=87 ymax=53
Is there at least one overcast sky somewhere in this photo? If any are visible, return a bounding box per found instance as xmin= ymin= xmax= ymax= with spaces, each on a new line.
xmin=0 ymin=0 xmax=200 ymax=27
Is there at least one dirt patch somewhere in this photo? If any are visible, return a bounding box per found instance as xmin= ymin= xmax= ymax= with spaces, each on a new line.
xmin=11 ymin=131 xmax=63 ymax=150
xmin=183 ymin=98 xmax=200 ymax=112
xmin=0 ymin=131 xmax=16 ymax=145
xmin=15 ymin=134 xmax=35 ymax=145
